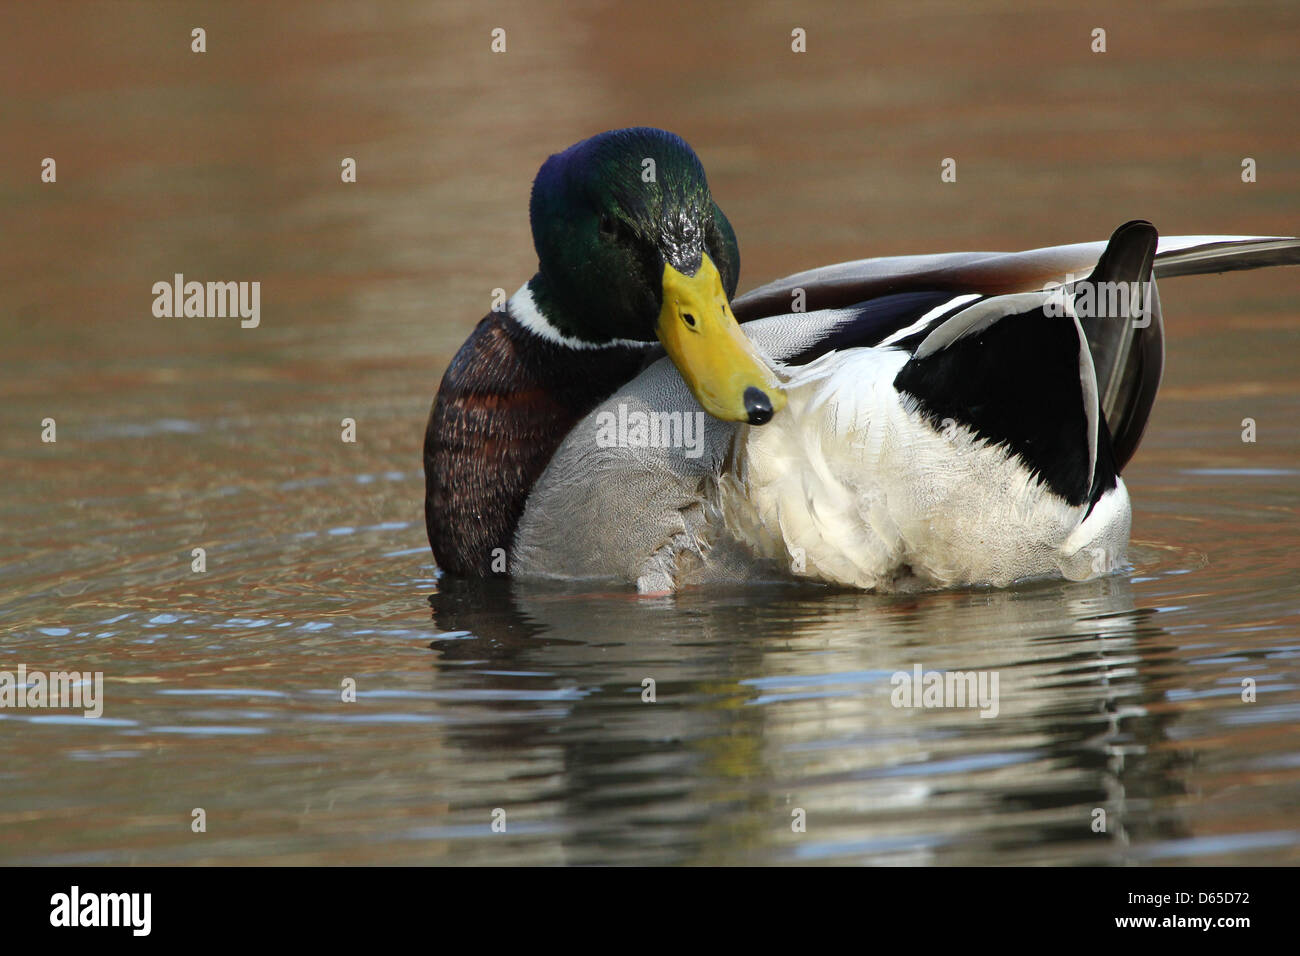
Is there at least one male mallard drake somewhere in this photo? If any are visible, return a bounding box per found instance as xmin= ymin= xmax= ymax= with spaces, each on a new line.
xmin=424 ymin=127 xmax=1298 ymax=592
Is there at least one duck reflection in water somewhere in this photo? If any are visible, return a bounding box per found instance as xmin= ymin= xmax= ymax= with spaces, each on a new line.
xmin=425 ymin=574 xmax=1190 ymax=864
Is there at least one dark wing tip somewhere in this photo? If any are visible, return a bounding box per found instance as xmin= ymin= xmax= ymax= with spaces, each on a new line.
xmin=1079 ymin=221 xmax=1163 ymax=472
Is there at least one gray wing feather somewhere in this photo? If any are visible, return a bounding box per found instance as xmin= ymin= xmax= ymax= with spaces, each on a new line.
xmin=511 ymin=359 xmax=736 ymax=588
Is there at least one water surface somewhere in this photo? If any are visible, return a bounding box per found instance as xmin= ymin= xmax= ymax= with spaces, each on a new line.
xmin=2 ymin=0 xmax=1298 ymax=865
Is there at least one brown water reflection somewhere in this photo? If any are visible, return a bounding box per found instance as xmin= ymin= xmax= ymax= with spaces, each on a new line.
xmin=1 ymin=1 xmax=1298 ymax=864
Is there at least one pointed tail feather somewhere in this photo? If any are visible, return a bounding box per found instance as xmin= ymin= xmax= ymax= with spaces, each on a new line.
xmin=1154 ymin=236 xmax=1300 ymax=278
xmin=734 ymin=234 xmax=1300 ymax=323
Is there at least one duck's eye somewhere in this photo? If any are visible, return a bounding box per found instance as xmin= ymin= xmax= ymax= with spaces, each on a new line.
xmin=598 ymin=213 xmax=618 ymax=239
xmin=682 ymin=313 xmax=697 ymax=328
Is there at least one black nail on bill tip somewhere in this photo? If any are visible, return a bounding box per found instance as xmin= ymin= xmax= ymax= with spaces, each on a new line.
xmin=744 ymin=387 xmax=774 ymax=425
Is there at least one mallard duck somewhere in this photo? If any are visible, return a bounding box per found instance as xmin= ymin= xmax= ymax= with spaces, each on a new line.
xmin=424 ymin=127 xmax=1298 ymax=592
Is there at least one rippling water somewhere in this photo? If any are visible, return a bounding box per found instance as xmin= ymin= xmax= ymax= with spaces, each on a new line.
xmin=2 ymin=0 xmax=1298 ymax=865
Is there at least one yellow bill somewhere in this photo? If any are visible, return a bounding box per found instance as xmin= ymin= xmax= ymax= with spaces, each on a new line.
xmin=655 ymin=255 xmax=787 ymax=425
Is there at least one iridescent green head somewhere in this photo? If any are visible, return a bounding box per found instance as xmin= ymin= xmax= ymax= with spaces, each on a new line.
xmin=526 ymin=128 xmax=784 ymax=425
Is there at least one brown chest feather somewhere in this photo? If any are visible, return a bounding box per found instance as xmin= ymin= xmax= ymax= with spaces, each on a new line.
xmin=423 ymin=312 xmax=647 ymax=576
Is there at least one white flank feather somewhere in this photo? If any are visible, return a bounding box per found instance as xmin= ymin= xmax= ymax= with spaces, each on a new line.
xmin=723 ymin=348 xmax=1131 ymax=591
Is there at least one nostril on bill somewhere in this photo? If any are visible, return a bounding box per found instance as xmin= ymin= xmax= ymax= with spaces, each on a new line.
xmin=744 ymin=386 xmax=774 ymax=425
